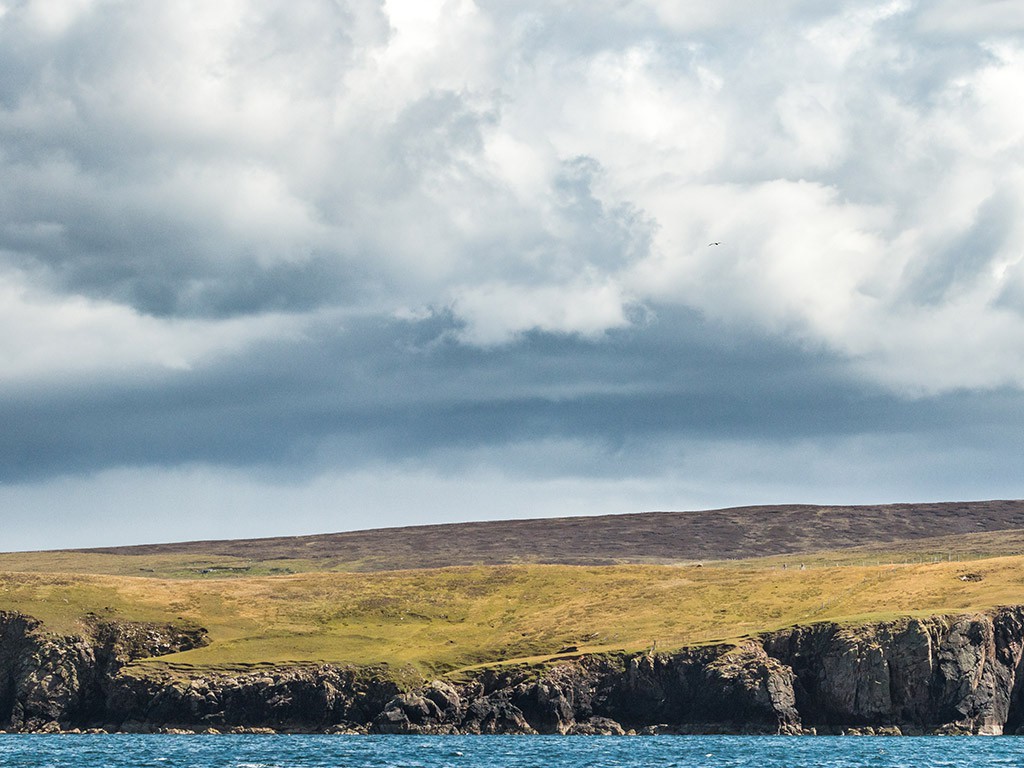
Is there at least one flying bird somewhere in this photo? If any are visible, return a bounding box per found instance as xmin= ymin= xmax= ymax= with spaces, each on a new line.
xmin=708 ymin=242 xmax=721 ymax=246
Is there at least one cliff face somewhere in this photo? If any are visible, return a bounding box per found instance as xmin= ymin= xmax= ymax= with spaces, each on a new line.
xmin=0 ymin=611 xmax=208 ymax=733
xmin=4 ymin=607 xmax=1024 ymax=734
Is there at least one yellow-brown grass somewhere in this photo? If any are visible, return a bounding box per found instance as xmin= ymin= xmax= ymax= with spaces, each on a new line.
xmin=3 ymin=555 xmax=1024 ymax=676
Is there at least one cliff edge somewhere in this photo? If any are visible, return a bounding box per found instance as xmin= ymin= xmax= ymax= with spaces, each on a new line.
xmin=4 ymin=607 xmax=1024 ymax=735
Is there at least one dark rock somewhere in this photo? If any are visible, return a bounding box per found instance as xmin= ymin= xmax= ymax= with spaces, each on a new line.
xmin=636 ymin=723 xmax=673 ymax=735
xmin=107 ymin=664 xmax=400 ymax=731
xmin=325 ymin=722 xmax=367 ymax=734
xmin=461 ymin=694 xmax=536 ymax=734
xmin=591 ymin=653 xmax=679 ymax=726
xmin=696 ymin=642 xmax=801 ymax=732
xmin=371 ymin=692 xmax=444 ymax=733
xmin=510 ymin=680 xmax=575 ymax=733
xmin=423 ymin=680 xmax=462 ymax=718
xmin=87 ymin=617 xmax=208 ymax=665
xmin=10 ymin=607 xmax=1024 ymax=733
xmin=763 ymin=607 xmax=1024 ymax=734
xmin=566 ymin=716 xmax=625 ymax=735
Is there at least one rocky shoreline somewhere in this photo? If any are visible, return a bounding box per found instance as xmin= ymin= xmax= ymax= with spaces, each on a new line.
xmin=4 ymin=607 xmax=1024 ymax=735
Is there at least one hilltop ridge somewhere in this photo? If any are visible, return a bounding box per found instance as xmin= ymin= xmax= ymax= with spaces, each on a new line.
xmin=60 ymin=499 xmax=1024 ymax=570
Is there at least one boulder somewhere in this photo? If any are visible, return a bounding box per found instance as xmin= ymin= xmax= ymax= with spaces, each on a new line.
xmin=461 ymin=695 xmax=536 ymax=734
xmin=566 ymin=716 xmax=626 ymax=735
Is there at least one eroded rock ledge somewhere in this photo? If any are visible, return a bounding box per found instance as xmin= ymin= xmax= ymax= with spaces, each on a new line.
xmin=4 ymin=607 xmax=1024 ymax=734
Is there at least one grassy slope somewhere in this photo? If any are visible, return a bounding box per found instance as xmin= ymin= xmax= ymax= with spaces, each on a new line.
xmin=2 ymin=556 xmax=1023 ymax=677
xmin=5 ymin=503 xmax=1024 ymax=677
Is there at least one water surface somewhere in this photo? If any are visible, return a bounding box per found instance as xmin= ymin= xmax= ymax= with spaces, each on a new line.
xmin=2 ymin=734 xmax=1022 ymax=767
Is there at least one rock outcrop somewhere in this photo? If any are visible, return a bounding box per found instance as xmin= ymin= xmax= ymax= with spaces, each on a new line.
xmin=762 ymin=607 xmax=1024 ymax=734
xmin=107 ymin=664 xmax=400 ymax=732
xmin=0 ymin=611 xmax=207 ymax=732
xmin=5 ymin=607 xmax=1024 ymax=734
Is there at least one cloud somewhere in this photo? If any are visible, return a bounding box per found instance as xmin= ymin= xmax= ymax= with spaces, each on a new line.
xmin=0 ymin=304 xmax=1017 ymax=487
xmin=914 ymin=1 xmax=1024 ymax=37
xmin=0 ymin=266 xmax=307 ymax=383
xmin=1 ymin=0 xmax=1023 ymax=547
xmin=3 ymin=0 xmax=1022 ymax=391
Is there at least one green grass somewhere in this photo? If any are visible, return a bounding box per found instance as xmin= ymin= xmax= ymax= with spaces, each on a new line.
xmin=4 ymin=554 xmax=1024 ymax=677
xmin=0 ymin=550 xmax=318 ymax=579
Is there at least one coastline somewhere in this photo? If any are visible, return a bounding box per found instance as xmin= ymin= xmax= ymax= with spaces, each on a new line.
xmin=4 ymin=608 xmax=1024 ymax=736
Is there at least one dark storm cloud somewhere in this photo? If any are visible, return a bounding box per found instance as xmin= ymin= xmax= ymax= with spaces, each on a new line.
xmin=2 ymin=305 xmax=1020 ymax=485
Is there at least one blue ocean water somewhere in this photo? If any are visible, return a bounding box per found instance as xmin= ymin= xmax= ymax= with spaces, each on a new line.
xmin=1 ymin=735 xmax=1023 ymax=768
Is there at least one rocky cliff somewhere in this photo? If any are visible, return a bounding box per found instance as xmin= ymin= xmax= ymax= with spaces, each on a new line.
xmin=4 ymin=607 xmax=1024 ymax=734
xmin=0 ymin=611 xmax=208 ymax=733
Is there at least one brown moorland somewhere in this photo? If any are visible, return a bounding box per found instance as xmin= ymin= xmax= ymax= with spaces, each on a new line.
xmin=52 ymin=499 xmax=1024 ymax=571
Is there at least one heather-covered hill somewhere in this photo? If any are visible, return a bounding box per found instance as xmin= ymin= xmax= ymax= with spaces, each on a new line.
xmin=59 ymin=499 xmax=1024 ymax=571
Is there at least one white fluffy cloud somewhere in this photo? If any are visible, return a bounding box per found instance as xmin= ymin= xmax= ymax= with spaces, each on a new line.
xmin=0 ymin=267 xmax=306 ymax=383
xmin=1 ymin=0 xmax=1023 ymax=393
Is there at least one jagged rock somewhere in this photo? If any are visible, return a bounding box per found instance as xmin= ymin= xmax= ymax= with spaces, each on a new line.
xmin=461 ymin=695 xmax=537 ymax=734
xmin=87 ymin=617 xmax=208 ymax=665
xmin=566 ymin=716 xmax=626 ymax=735
xmin=0 ymin=612 xmax=99 ymax=730
xmin=820 ymin=630 xmax=893 ymax=722
xmin=778 ymin=723 xmax=809 ymax=735
xmin=107 ymin=664 xmax=399 ymax=731
xmin=371 ymin=692 xmax=444 ymax=733
xmin=0 ymin=611 xmax=211 ymax=732
xmin=508 ymin=680 xmax=575 ymax=733
xmin=636 ymin=723 xmax=672 ymax=734
xmin=611 ymin=653 xmax=672 ymax=722
xmin=423 ymin=680 xmax=462 ymax=719
xmin=28 ymin=720 xmax=63 ymax=733
xmin=697 ymin=642 xmax=801 ymax=732
xmin=325 ymin=722 xmax=367 ymax=734
xmin=763 ymin=607 xmax=1024 ymax=734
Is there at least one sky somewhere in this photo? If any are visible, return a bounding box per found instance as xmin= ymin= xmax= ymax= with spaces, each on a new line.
xmin=1 ymin=0 xmax=1024 ymax=551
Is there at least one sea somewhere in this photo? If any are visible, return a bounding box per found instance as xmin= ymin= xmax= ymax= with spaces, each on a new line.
xmin=2 ymin=735 xmax=1024 ymax=768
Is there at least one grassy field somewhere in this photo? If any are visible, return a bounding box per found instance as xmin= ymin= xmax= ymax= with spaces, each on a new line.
xmin=5 ymin=504 xmax=1024 ymax=678
xmin=3 ymin=555 xmax=1024 ymax=677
